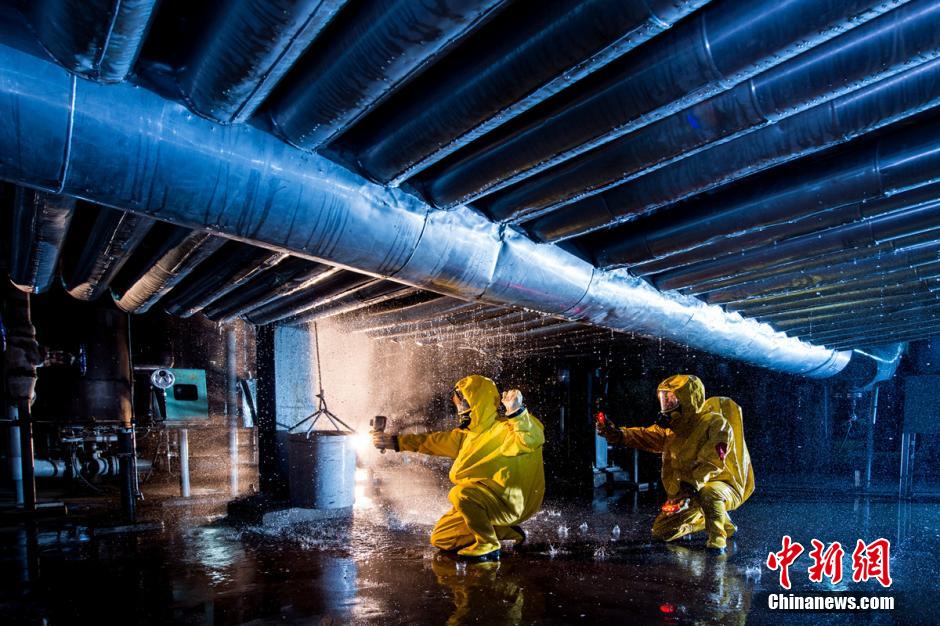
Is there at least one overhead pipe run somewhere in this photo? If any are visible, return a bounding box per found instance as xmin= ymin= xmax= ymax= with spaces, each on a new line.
xmin=418 ymin=0 xmax=903 ymax=208
xmin=652 ymin=199 xmax=940 ymax=291
xmin=685 ymin=227 xmax=940 ymax=299
xmin=626 ymin=180 xmax=940 ymax=278
xmin=829 ymin=326 xmax=940 ymax=349
xmin=63 ymin=207 xmax=155 ymax=301
xmin=735 ymin=277 xmax=940 ymax=318
xmin=761 ymin=292 xmax=940 ymax=325
xmin=364 ymin=304 xmax=499 ymax=340
xmin=29 ymin=0 xmax=159 ymax=82
xmin=203 ymin=259 xmax=335 ymax=322
xmin=479 ymin=0 xmax=940 ymax=223
xmin=244 ymin=270 xmax=375 ymax=325
xmin=162 ymin=245 xmax=288 ymax=318
xmin=8 ymin=188 xmax=75 ymax=294
xmin=284 ymin=283 xmax=417 ymax=327
xmin=0 ymin=25 xmax=850 ymax=378
xmin=353 ymin=0 xmax=711 ymax=185
xmin=178 ymin=0 xmax=349 ymax=124
xmin=699 ymin=237 xmax=940 ymax=305
xmin=115 ymin=231 xmax=225 ymax=313
xmin=530 ymin=53 xmax=940 ymax=243
xmin=268 ymin=0 xmax=508 ymax=152
xmin=727 ymin=262 xmax=940 ymax=313
xmin=349 ymin=297 xmax=471 ymax=333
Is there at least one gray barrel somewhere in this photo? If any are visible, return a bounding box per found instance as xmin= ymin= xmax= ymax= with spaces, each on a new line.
xmin=288 ymin=431 xmax=356 ymax=512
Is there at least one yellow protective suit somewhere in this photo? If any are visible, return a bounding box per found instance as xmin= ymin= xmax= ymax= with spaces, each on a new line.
xmin=617 ymin=375 xmax=754 ymax=549
xmin=397 ymin=375 xmax=546 ymax=557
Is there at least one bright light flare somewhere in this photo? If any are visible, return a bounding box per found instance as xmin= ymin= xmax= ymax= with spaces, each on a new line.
xmin=352 ymin=431 xmax=372 ymax=454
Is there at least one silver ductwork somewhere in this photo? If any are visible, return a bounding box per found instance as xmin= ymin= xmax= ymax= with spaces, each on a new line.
xmin=0 ymin=22 xmax=850 ymax=378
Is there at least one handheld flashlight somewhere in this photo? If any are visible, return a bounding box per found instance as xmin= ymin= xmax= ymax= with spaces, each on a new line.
xmin=371 ymin=415 xmax=388 ymax=454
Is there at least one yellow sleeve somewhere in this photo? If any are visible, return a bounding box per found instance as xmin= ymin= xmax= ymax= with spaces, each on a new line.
xmin=500 ymin=410 xmax=545 ymax=456
xmin=397 ymin=430 xmax=465 ymax=458
xmin=617 ymin=424 xmax=670 ymax=453
xmin=690 ymin=417 xmax=734 ymax=490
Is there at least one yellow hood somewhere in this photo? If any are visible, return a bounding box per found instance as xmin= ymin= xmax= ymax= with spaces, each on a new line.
xmin=455 ymin=374 xmax=500 ymax=434
xmin=657 ymin=374 xmax=705 ymax=434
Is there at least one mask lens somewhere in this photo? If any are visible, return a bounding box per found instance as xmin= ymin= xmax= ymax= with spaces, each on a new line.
xmin=658 ymin=390 xmax=679 ymax=413
xmin=452 ymin=388 xmax=471 ymax=415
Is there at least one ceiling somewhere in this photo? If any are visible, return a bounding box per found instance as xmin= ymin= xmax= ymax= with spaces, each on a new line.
xmin=5 ymin=0 xmax=940 ymax=366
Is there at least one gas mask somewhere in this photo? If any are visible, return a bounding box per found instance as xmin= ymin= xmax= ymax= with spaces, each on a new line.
xmin=656 ymin=389 xmax=681 ymax=428
xmin=452 ymin=387 xmax=471 ymax=429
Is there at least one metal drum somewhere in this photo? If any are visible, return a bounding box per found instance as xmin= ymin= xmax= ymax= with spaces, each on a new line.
xmin=288 ymin=431 xmax=356 ymax=513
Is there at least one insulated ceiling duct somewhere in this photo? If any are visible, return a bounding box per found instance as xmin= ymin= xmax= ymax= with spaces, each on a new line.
xmin=0 ymin=19 xmax=849 ymax=378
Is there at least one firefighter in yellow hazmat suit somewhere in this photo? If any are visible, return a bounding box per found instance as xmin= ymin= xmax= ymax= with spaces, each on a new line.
xmin=597 ymin=374 xmax=754 ymax=553
xmin=372 ymin=375 xmax=545 ymax=561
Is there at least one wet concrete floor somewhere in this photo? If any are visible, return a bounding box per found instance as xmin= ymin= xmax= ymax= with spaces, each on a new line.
xmin=1 ymin=475 xmax=936 ymax=625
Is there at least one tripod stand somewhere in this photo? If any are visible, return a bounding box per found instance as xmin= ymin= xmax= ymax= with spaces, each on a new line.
xmin=285 ymin=322 xmax=354 ymax=435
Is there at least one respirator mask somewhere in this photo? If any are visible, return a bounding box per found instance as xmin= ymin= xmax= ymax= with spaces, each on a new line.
xmin=656 ymin=389 xmax=680 ymax=428
xmin=452 ymin=387 xmax=471 ymax=429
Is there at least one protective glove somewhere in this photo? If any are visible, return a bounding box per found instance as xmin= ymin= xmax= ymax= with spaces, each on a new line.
xmin=595 ymin=416 xmax=622 ymax=444
xmin=501 ymin=389 xmax=525 ymax=417
xmin=372 ymin=431 xmax=398 ymax=452
xmin=660 ymin=496 xmax=692 ymax=516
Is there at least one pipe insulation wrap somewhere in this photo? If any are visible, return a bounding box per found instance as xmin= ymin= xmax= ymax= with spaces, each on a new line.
xmin=0 ymin=25 xmax=850 ymax=378
xmin=9 ymin=188 xmax=75 ymax=293
xmin=30 ymin=0 xmax=160 ymax=83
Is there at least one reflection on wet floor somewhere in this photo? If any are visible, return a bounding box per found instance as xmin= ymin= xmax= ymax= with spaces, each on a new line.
xmin=1 ymin=484 xmax=937 ymax=624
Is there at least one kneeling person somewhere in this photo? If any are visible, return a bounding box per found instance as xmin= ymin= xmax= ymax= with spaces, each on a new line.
xmin=598 ymin=374 xmax=754 ymax=553
xmin=372 ymin=375 xmax=545 ymax=561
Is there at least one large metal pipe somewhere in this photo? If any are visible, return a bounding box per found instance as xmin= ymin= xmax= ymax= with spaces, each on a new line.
xmin=0 ymin=24 xmax=849 ymax=378
xmin=178 ymin=0 xmax=349 ymax=123
xmin=8 ymin=188 xmax=75 ymax=294
xmin=162 ymin=244 xmax=288 ymax=317
xmin=244 ymin=270 xmax=375 ymax=325
xmin=63 ymin=207 xmax=155 ymax=301
xmin=534 ymin=59 xmax=940 ymax=243
xmin=355 ymin=0 xmax=711 ymax=185
xmin=479 ymin=0 xmax=940 ymax=222
xmin=29 ymin=0 xmax=159 ymax=83
xmin=284 ymin=282 xmax=417 ymax=326
xmin=653 ymin=201 xmax=940 ymax=291
xmin=268 ymin=0 xmax=508 ymax=151
xmin=417 ymin=0 xmax=904 ymax=208
xmin=115 ymin=231 xmax=226 ymax=313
